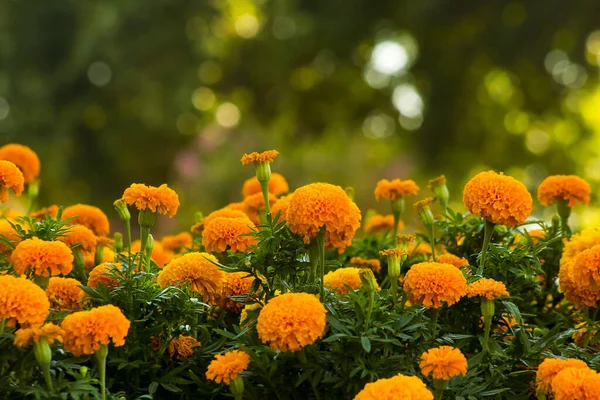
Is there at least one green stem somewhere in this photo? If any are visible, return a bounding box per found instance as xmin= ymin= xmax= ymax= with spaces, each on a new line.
xmin=309 ymin=242 xmax=319 ymax=285
xmin=477 ymin=220 xmax=496 ymax=275
xmin=482 ymin=315 xmax=492 ymax=354
xmin=95 ymin=345 xmax=108 ymax=400
xmin=392 ymin=211 xmax=400 ymax=239
xmin=430 ymin=308 xmax=440 ymax=342
xmin=434 ymin=390 xmax=443 ymax=400
xmin=428 ymin=224 xmax=436 ymax=262
xmin=390 ymin=278 xmax=398 ymax=308
xmin=0 ymin=318 xmax=5 ymax=333
xmin=124 ymin=219 xmax=132 ymax=257
xmin=560 ymin=217 xmax=571 ymax=238
xmin=41 ymin=363 xmax=53 ymax=392
xmin=73 ymin=248 xmax=87 ymax=284
xmin=296 ymin=348 xmax=308 ymax=364
xmin=260 ymin=181 xmax=271 ymax=218
xmin=365 ymin=290 xmax=374 ymax=327
xmin=316 ymin=226 xmax=326 ymax=299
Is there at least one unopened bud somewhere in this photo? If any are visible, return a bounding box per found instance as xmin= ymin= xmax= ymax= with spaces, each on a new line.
xmin=345 ymin=187 xmax=355 ymax=201
xmin=359 ymin=269 xmax=377 ymax=293
xmin=80 ymin=366 xmax=88 ymax=377
xmin=113 ymin=232 xmax=123 ymax=253
xmin=428 ymin=176 xmax=449 ymax=209
xmin=194 ymin=211 xmax=204 ymax=223
xmin=33 ymin=338 xmax=52 ymax=366
xmin=414 ymin=197 xmax=435 ymax=227
xmin=113 ymin=199 xmax=131 ymax=222
xmin=146 ymin=234 xmax=155 ymax=255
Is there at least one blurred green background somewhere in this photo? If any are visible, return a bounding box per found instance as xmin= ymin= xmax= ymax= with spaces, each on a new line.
xmin=2 ymin=1 xmax=600 ymax=233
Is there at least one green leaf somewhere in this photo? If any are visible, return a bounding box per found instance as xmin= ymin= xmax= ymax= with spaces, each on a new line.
xmin=160 ymin=383 xmax=182 ymax=393
xmin=148 ymin=382 xmax=159 ymax=395
xmin=502 ymin=301 xmax=523 ymax=325
xmin=361 ymin=336 xmax=371 ymax=353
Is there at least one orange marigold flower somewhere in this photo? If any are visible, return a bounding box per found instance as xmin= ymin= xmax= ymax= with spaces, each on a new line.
xmin=87 ymin=262 xmax=122 ymax=289
xmin=420 ymin=346 xmax=468 ymax=380
xmin=0 ymin=275 xmax=49 ymax=328
xmin=202 ymin=217 xmax=257 ymax=253
xmin=131 ymin=240 xmax=173 ymax=268
xmin=287 ymin=183 xmax=361 ymax=251
xmin=46 ymin=277 xmax=84 ymax=311
xmin=408 ymin=242 xmax=433 ymax=256
xmin=61 ymin=304 xmax=130 ymax=356
xmin=240 ymin=150 xmax=279 ymax=165
xmin=157 ymin=252 xmax=225 ymax=304
xmin=257 ymin=292 xmax=326 ymax=352
xmin=354 ymin=374 xmax=433 ymax=400
xmin=167 ymin=334 xmax=201 ymax=360
xmin=122 ymin=183 xmax=180 ymax=217
xmin=190 ymin=221 xmax=204 ymax=234
xmin=349 ymin=257 xmax=381 ymax=273
xmin=206 ymin=350 xmax=251 ymax=384
xmin=537 ymin=175 xmax=591 ymax=207
xmin=572 ymin=324 xmax=599 ymax=348
xmin=374 ymin=179 xmax=420 ymax=201
xmin=62 ymin=204 xmax=110 ymax=237
xmin=30 ymin=205 xmax=59 ymax=220
xmin=240 ymin=303 xmax=262 ymax=325
xmin=0 ymin=160 xmax=25 ymax=203
xmin=571 ymin=245 xmax=600 ymax=290
xmin=561 ymin=228 xmax=600 ymax=265
xmin=203 ymin=207 xmax=249 ymax=229
xmin=84 ymin=247 xmax=116 ymax=272
xmin=536 ymin=357 xmax=590 ymax=393
xmin=324 ymin=267 xmax=365 ymax=294
xmin=11 ymin=237 xmax=73 ymax=277
xmin=403 ymin=262 xmax=467 ymax=308
xmin=435 ymin=254 xmax=469 ymax=269
xmin=0 ymin=144 xmax=40 ymax=184
xmin=58 ymin=225 xmax=97 ymax=254
xmin=0 ymin=218 xmax=19 ymax=254
xmin=243 ymin=192 xmax=278 ymax=225
xmin=161 ymin=232 xmax=193 ymax=253
xmin=513 ymin=229 xmax=545 ymax=245
xmin=558 ymin=259 xmax=600 ymax=308
xmin=242 ymin=172 xmax=289 ymax=197
xmin=271 ymin=193 xmax=293 ymax=223
xmin=552 ymin=367 xmax=600 ymax=400
xmin=462 ymin=171 xmax=532 ymax=227
xmin=218 ymin=272 xmax=255 ymax=312
xmin=14 ymin=323 xmax=64 ymax=348
xmin=466 ymin=278 xmax=509 ymax=300
xmin=364 ymin=214 xmax=404 ymax=234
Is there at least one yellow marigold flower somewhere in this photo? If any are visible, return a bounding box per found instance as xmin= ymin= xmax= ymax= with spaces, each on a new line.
xmin=403 ymin=262 xmax=467 ymax=308
xmin=0 ymin=275 xmax=49 ymax=328
xmin=420 ymin=346 xmax=468 ymax=380
xmin=46 ymin=277 xmax=84 ymax=311
xmin=167 ymin=334 xmax=200 ymax=360
xmin=242 ymin=173 xmax=289 ymax=197
xmin=271 ymin=193 xmax=293 ymax=223
xmin=202 ymin=217 xmax=257 ymax=253
xmin=203 ymin=207 xmax=249 ymax=229
xmin=572 ymin=323 xmax=599 ymax=348
xmin=131 ymin=240 xmax=173 ymax=267
xmin=14 ymin=323 xmax=64 ymax=348
xmin=58 ymin=225 xmax=97 ymax=254
xmin=324 ymin=267 xmax=365 ymax=294
xmin=0 ymin=144 xmax=40 ymax=184
xmin=537 ymin=175 xmax=591 ymax=207
xmin=435 ymin=253 xmax=469 ymax=269
xmin=161 ymin=232 xmax=193 ymax=253
xmin=257 ymin=292 xmax=326 ymax=352
xmin=87 ymin=262 xmax=122 ymax=289
xmin=157 ymin=252 xmax=225 ymax=304
xmin=206 ymin=349 xmax=251 ymax=385
xmin=287 ymin=183 xmax=361 ymax=251
xmin=536 ymin=357 xmax=590 ymax=393
xmin=62 ymin=204 xmax=110 ymax=237
xmin=466 ymin=278 xmax=509 ymax=300
xmin=349 ymin=257 xmax=381 ymax=273
xmin=0 ymin=160 xmax=25 ymax=203
xmin=379 ymin=248 xmax=408 ymax=258
xmin=243 ymin=192 xmax=278 ymax=225
xmin=240 ymin=150 xmax=279 ymax=165
xmin=122 ymin=183 xmax=180 ymax=218
xmin=462 ymin=171 xmax=532 ymax=227
xmin=561 ymin=228 xmax=600 ymax=265
xmin=0 ymin=218 xmax=19 ymax=254
xmin=354 ymin=374 xmax=433 ymax=400
xmin=364 ymin=214 xmax=404 ymax=234
xmin=227 ymin=202 xmax=247 ymax=212
xmin=30 ymin=205 xmax=59 ymax=220
xmin=408 ymin=242 xmax=433 ymax=256
xmin=240 ymin=303 xmax=262 ymax=325
xmin=552 ymin=367 xmax=600 ymax=400
xmin=218 ymin=272 xmax=255 ymax=312
xmin=12 ymin=237 xmax=74 ymax=277
xmin=0 ymin=208 xmax=22 ymax=219
xmin=513 ymin=229 xmax=545 ymax=245
xmin=558 ymin=259 xmax=600 ymax=308
xmin=61 ymin=304 xmax=130 ymax=356
xmin=84 ymin=247 xmax=116 ymax=272
xmin=374 ymin=179 xmax=420 ymax=201
xmin=571 ymin=245 xmax=600 ymax=289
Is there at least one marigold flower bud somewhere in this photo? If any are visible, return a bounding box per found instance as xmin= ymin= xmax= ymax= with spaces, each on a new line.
xmin=146 ymin=234 xmax=155 ymax=255
xmin=345 ymin=186 xmax=355 ymax=201
xmin=414 ymin=198 xmax=435 ymax=227
xmin=359 ymin=269 xmax=377 ymax=293
xmin=28 ymin=179 xmax=40 ymax=198
xmin=113 ymin=199 xmax=131 ymax=222
xmin=33 ymin=337 xmax=52 ymax=367
xmin=379 ymin=248 xmax=407 ymax=279
xmin=80 ymin=366 xmax=88 ymax=377
xmin=113 ymin=232 xmax=123 ymax=253
xmin=428 ymin=176 xmax=449 ymax=209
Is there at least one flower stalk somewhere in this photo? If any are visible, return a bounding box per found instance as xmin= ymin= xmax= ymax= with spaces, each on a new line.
xmin=33 ymin=337 xmax=53 ymax=391
xmin=95 ymin=344 xmax=109 ymax=400
xmin=478 ymin=220 xmax=496 ymax=275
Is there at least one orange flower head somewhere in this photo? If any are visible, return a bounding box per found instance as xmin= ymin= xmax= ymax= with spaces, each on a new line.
xmin=571 ymin=245 xmax=600 ymax=290
xmin=131 ymin=240 xmax=174 ymax=268
xmin=240 ymin=303 xmax=262 ymax=325
xmin=11 ymin=237 xmax=73 ymax=277
xmin=324 ymin=267 xmax=366 ymax=294
xmin=349 ymin=257 xmax=381 ymax=273
xmin=240 ymin=150 xmax=279 ymax=165
xmin=203 ymin=207 xmax=249 ymax=229
xmin=167 ymin=334 xmax=201 ymax=360
xmin=62 ymin=204 xmax=110 ymax=237
xmin=243 ymin=192 xmax=278 ymax=224
xmin=122 ymin=183 xmax=180 ymax=217
xmin=87 ymin=262 xmax=123 ymax=289
xmin=202 ymin=217 xmax=257 ymax=253
xmin=0 ymin=144 xmax=40 ymax=183
xmin=58 ymin=225 xmax=97 ymax=254
xmin=14 ymin=323 xmax=64 ymax=348
xmin=558 ymin=259 xmax=600 ymax=308
xmin=242 ymin=172 xmax=289 ymax=197
xmin=0 ymin=218 xmax=19 ymax=254
xmin=436 ymin=253 xmax=469 ymax=269
xmin=271 ymin=193 xmax=293 ymax=223
xmin=161 ymin=232 xmax=193 ymax=253
xmin=61 ymin=304 xmax=130 ymax=356
xmin=561 ymin=228 xmax=600 ymax=265
xmin=30 ymin=205 xmax=59 ymax=221
xmin=286 ymin=183 xmax=361 ymax=251
xmin=403 ymin=262 xmax=467 ymax=308
xmin=466 ymin=278 xmax=509 ymax=300
xmin=218 ymin=272 xmax=255 ymax=312
xmin=0 ymin=160 xmax=25 ymax=203
xmin=206 ymin=350 xmax=251 ymax=384
xmin=354 ymin=374 xmax=433 ymax=400
xmin=0 ymin=275 xmax=49 ymax=328
xmin=257 ymin=292 xmax=326 ymax=352
xmin=374 ymin=179 xmax=420 ymax=201
xmin=537 ymin=175 xmax=591 ymax=207
xmin=46 ymin=277 xmax=84 ymax=311
xmin=190 ymin=221 xmax=204 ymax=234
xmin=552 ymin=367 xmax=600 ymax=400
xmin=420 ymin=346 xmax=468 ymax=380
xmin=364 ymin=214 xmax=404 ymax=234
xmin=536 ymin=357 xmax=590 ymax=393
xmin=157 ymin=252 xmax=225 ymax=304
xmin=84 ymin=248 xmax=116 ymax=272
xmin=462 ymin=171 xmax=532 ymax=227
